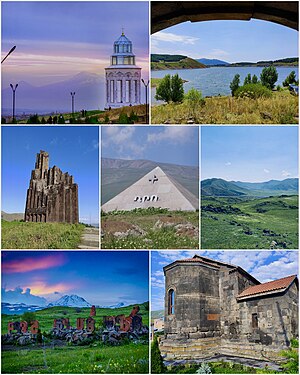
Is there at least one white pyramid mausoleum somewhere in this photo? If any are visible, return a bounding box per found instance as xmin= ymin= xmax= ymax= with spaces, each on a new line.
xmin=102 ymin=166 xmax=199 ymax=212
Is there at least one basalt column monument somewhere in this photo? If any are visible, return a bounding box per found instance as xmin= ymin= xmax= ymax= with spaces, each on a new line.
xmin=24 ymin=150 xmax=79 ymax=223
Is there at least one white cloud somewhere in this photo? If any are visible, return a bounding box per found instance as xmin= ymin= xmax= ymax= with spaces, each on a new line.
xmin=1 ymin=287 xmax=47 ymax=306
xmin=205 ymin=49 xmax=230 ymax=59
xmin=102 ymin=127 xmax=145 ymax=158
xmin=282 ymin=170 xmax=291 ymax=177
xmin=225 ymin=162 xmax=231 ymax=166
xmin=152 ymin=32 xmax=199 ymax=45
xmin=147 ymin=127 xmax=196 ymax=145
xmin=263 ymin=168 xmax=270 ymax=174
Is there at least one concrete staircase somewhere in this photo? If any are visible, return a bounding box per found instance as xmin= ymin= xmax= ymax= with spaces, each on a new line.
xmin=78 ymin=227 xmax=99 ymax=249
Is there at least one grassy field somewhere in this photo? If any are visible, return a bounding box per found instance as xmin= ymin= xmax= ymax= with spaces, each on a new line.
xmin=101 ymin=209 xmax=199 ymax=249
xmin=1 ymin=221 xmax=85 ymax=249
xmin=201 ymin=195 xmax=298 ymax=249
xmin=2 ymin=344 xmax=149 ymax=374
xmin=1 ymin=304 xmax=149 ymax=334
xmin=151 ymin=90 xmax=298 ymax=124
xmin=2 ymin=304 xmax=149 ymax=373
xmin=151 ymin=57 xmax=206 ymax=70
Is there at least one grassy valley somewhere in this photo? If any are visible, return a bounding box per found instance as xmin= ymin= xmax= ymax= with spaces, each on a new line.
xmin=2 ymin=304 xmax=149 ymax=374
xmin=201 ymin=194 xmax=298 ymax=249
xmin=1 ymin=221 xmax=85 ymax=249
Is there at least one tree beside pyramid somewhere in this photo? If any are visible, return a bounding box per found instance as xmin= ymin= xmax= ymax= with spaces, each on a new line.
xmin=101 ymin=166 xmax=199 ymax=212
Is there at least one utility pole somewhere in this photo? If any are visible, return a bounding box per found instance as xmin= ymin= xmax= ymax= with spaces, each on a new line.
xmin=70 ymin=92 xmax=76 ymax=117
xmin=141 ymin=79 xmax=149 ymax=124
xmin=10 ymin=83 xmax=18 ymax=123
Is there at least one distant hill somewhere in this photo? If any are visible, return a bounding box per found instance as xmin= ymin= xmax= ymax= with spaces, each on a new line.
xmin=151 ymin=310 xmax=164 ymax=320
xmin=1 ymin=211 xmax=23 ymax=222
xmin=230 ymin=57 xmax=298 ymax=67
xmin=101 ymin=158 xmax=199 ymax=204
xmin=202 ymin=178 xmax=248 ymax=197
xmin=1 ymin=71 xmax=105 ymax=115
xmin=202 ymin=178 xmax=298 ymax=197
xmin=151 ymin=54 xmax=206 ymax=70
xmin=197 ymin=58 xmax=229 ymax=66
xmin=234 ymin=178 xmax=298 ymax=192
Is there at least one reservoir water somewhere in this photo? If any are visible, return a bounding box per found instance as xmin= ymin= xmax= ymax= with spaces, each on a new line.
xmin=151 ymin=66 xmax=298 ymax=104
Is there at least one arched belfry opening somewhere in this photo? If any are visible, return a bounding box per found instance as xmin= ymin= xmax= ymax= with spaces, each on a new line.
xmin=105 ymin=31 xmax=142 ymax=108
xmin=151 ymin=1 xmax=298 ymax=33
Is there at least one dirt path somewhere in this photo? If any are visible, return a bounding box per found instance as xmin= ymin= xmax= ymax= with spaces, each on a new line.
xmin=78 ymin=227 xmax=99 ymax=249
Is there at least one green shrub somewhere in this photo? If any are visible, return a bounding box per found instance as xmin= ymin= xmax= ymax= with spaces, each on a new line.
xmin=196 ymin=362 xmax=212 ymax=374
xmin=280 ymin=348 xmax=299 ymax=373
xmin=155 ymin=73 xmax=184 ymax=103
xmin=260 ymin=66 xmax=278 ymax=90
xmin=185 ymin=88 xmax=205 ymax=117
xmin=235 ymin=83 xmax=272 ymax=99
xmin=290 ymin=338 xmax=299 ymax=348
xmin=21 ymin=311 xmax=37 ymax=324
xmin=283 ymin=71 xmax=297 ymax=87
xmin=151 ymin=336 xmax=166 ymax=373
xmin=230 ymin=74 xmax=240 ymax=96
xmin=244 ymin=73 xmax=252 ymax=85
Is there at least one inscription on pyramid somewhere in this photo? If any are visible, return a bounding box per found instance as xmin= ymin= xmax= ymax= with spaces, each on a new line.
xmin=102 ymin=166 xmax=198 ymax=212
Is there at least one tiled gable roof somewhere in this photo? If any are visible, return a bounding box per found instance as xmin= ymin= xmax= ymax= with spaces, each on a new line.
xmin=237 ymin=275 xmax=297 ymax=300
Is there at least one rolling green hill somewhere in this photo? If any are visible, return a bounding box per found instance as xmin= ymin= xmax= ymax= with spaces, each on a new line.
xmin=201 ymin=178 xmax=298 ymax=197
xmin=151 ymin=54 xmax=206 ymax=70
xmin=201 ymin=195 xmax=298 ymax=249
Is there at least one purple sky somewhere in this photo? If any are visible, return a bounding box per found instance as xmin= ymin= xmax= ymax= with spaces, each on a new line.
xmin=1 ymin=1 xmax=149 ymax=88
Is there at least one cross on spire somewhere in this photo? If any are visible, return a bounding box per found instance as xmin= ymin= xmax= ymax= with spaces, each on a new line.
xmin=121 ymin=26 xmax=124 ymax=36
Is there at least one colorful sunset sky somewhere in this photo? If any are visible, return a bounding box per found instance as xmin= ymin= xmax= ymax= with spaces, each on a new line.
xmin=2 ymin=251 xmax=149 ymax=306
xmin=2 ymin=1 xmax=149 ymax=87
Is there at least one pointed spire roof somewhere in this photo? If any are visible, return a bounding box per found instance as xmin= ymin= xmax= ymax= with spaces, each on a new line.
xmin=102 ymin=166 xmax=198 ymax=212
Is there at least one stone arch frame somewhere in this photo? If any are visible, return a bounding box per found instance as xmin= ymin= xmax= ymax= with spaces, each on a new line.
xmin=151 ymin=1 xmax=298 ymax=33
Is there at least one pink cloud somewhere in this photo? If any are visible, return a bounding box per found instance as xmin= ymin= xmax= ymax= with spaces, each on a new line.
xmin=2 ymin=253 xmax=67 ymax=274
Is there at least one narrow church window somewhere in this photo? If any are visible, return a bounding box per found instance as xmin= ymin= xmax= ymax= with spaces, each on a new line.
xmin=168 ymin=289 xmax=175 ymax=315
xmin=252 ymin=313 xmax=258 ymax=329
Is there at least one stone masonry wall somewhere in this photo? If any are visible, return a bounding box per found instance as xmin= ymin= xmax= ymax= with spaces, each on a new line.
xmin=24 ymin=151 xmax=79 ymax=224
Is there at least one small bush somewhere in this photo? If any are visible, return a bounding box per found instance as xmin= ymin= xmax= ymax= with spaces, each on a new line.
xmin=290 ymin=337 xmax=299 ymax=348
xmin=196 ymin=362 xmax=212 ymax=374
xmin=21 ymin=311 xmax=37 ymax=324
xmin=235 ymin=83 xmax=272 ymax=99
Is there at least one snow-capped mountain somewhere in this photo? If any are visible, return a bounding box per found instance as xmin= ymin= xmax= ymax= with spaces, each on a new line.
xmin=98 ymin=302 xmax=126 ymax=309
xmin=48 ymin=294 xmax=92 ymax=307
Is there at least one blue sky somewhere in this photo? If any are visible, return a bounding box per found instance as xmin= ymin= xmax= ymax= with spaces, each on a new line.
xmin=152 ymin=19 xmax=298 ymax=63
xmin=2 ymin=126 xmax=99 ymax=224
xmin=102 ymin=126 xmax=199 ymax=166
xmin=151 ymin=250 xmax=299 ymax=310
xmin=201 ymin=126 xmax=298 ymax=182
xmin=2 ymin=251 xmax=149 ymax=306
xmin=1 ymin=1 xmax=149 ymax=87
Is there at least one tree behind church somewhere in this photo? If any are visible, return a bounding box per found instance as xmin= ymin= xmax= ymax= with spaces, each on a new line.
xmin=151 ymin=335 xmax=166 ymax=373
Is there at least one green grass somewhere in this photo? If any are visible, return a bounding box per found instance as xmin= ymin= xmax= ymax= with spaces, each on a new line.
xmin=1 ymin=304 xmax=149 ymax=334
xmin=1 ymin=343 xmax=149 ymax=373
xmin=101 ymin=209 xmax=199 ymax=249
xmin=151 ymin=57 xmax=206 ymax=71
xmin=151 ymin=90 xmax=298 ymax=124
xmin=201 ymin=195 xmax=298 ymax=249
xmin=163 ymin=361 xmax=280 ymax=374
xmin=1 ymin=221 xmax=85 ymax=249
